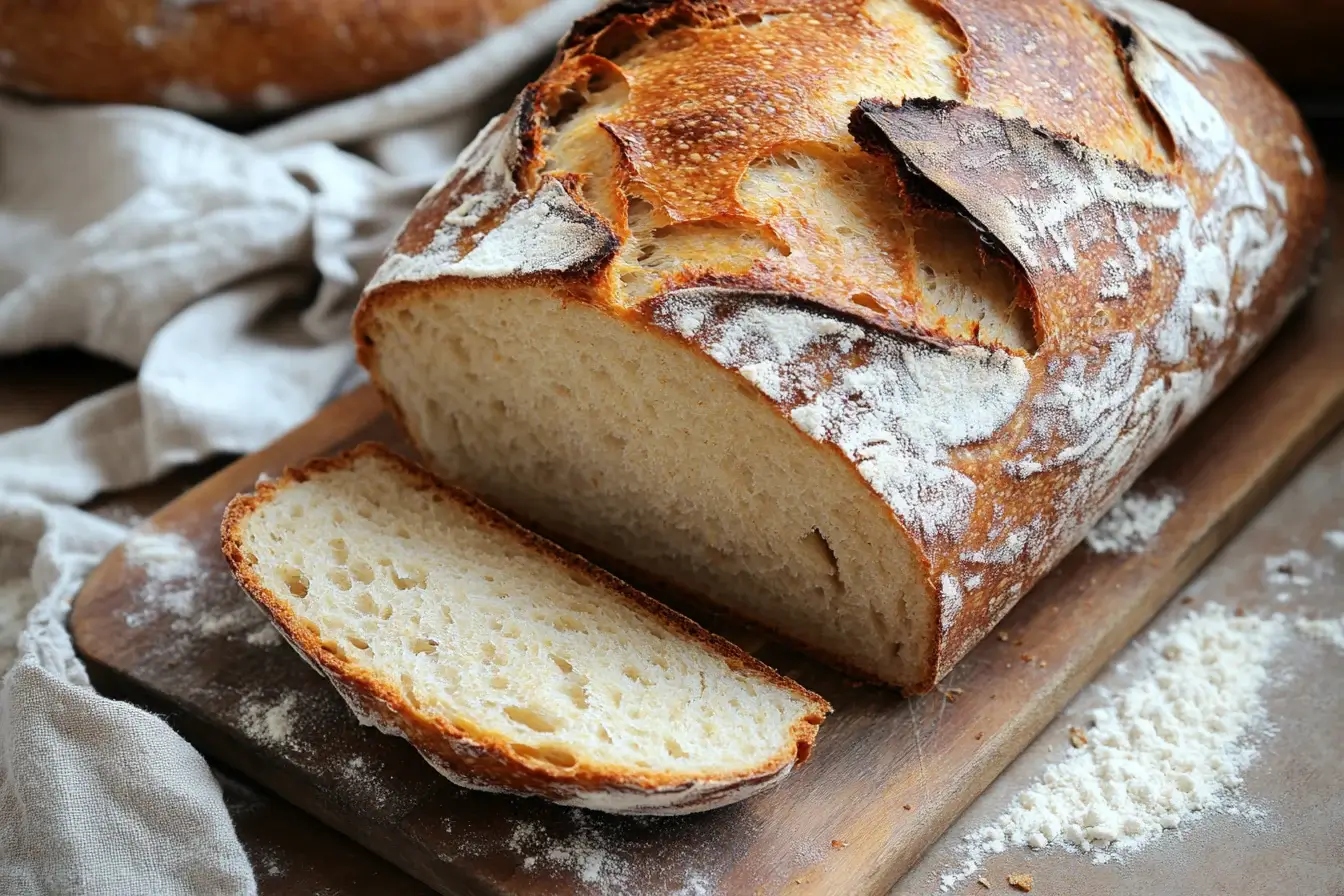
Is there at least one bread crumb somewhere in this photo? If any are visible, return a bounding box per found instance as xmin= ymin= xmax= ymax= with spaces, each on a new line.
xmin=1007 ymin=872 xmax=1032 ymax=891
xmin=977 ymin=877 xmax=991 ymax=889
xmin=1020 ymin=654 xmax=1034 ymax=663
xmin=831 ymin=839 xmax=847 ymax=849
xmin=945 ymin=688 xmax=964 ymax=703
xmin=996 ymin=632 xmax=1009 ymax=642
xmin=1068 ymin=726 xmax=1088 ymax=748
xmin=975 ymin=732 xmax=984 ymax=741
xmin=903 ymin=804 xmax=913 ymax=811
xmin=1037 ymin=660 xmax=1047 ymax=668
xmin=1181 ymin=595 xmax=1195 ymax=604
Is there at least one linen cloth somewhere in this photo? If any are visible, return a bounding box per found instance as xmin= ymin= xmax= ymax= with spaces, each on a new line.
xmin=0 ymin=2 xmax=598 ymax=892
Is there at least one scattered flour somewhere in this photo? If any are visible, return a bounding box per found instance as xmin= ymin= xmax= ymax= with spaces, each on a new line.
xmin=122 ymin=529 xmax=205 ymax=628
xmin=120 ymin=526 xmax=278 ymax=644
xmin=1085 ymin=488 xmax=1180 ymax=554
xmin=123 ymin=530 xmax=200 ymax=583
xmin=198 ymin=606 xmax=260 ymax=637
xmin=1324 ymin=530 xmax=1344 ymax=550
xmin=941 ymin=604 xmax=1285 ymax=890
xmin=1294 ymin=617 xmax=1344 ymax=652
xmin=1263 ymin=549 xmax=1315 ymax=588
xmin=340 ymin=755 xmax=392 ymax=810
xmin=246 ymin=625 xmax=284 ymax=647
xmin=508 ymin=820 xmax=626 ymax=890
xmin=504 ymin=813 xmax=717 ymax=895
xmin=240 ymin=694 xmax=299 ymax=749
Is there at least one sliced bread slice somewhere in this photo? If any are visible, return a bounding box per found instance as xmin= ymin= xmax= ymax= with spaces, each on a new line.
xmin=221 ymin=443 xmax=830 ymax=814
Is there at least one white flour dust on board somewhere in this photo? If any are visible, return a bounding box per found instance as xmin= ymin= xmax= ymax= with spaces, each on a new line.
xmin=124 ymin=529 xmax=199 ymax=583
xmin=121 ymin=529 xmax=203 ymax=628
xmin=503 ymin=812 xmax=719 ymax=896
xmin=940 ymin=604 xmax=1284 ymax=890
xmin=246 ymin=625 xmax=283 ymax=647
xmin=120 ymin=525 xmax=278 ymax=644
xmin=1262 ymin=545 xmax=1336 ymax=604
xmin=1295 ymin=617 xmax=1344 ymax=652
xmin=240 ymin=693 xmax=300 ymax=749
xmin=1085 ymin=487 xmax=1181 ymax=554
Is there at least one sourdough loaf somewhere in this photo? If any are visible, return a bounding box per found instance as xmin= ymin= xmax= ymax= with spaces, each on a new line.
xmin=0 ymin=0 xmax=546 ymax=113
xmin=353 ymin=0 xmax=1327 ymax=692
xmin=222 ymin=444 xmax=829 ymax=814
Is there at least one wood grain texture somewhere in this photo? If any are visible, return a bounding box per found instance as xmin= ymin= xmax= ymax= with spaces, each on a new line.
xmin=71 ymin=238 xmax=1344 ymax=895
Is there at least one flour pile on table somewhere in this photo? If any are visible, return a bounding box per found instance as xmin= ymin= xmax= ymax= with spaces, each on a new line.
xmin=941 ymin=603 xmax=1283 ymax=889
xmin=941 ymin=595 xmax=1344 ymax=889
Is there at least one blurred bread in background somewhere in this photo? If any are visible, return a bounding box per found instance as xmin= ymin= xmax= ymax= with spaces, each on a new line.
xmin=0 ymin=0 xmax=550 ymax=114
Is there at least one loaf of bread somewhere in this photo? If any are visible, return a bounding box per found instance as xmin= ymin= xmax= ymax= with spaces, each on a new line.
xmin=353 ymin=0 xmax=1326 ymax=693
xmin=0 ymin=0 xmax=546 ymax=113
xmin=222 ymin=444 xmax=828 ymax=813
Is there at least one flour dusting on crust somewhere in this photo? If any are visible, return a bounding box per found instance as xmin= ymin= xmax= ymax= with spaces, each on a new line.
xmin=368 ymin=111 xmax=614 ymax=289
xmin=1093 ymin=0 xmax=1243 ymax=73
xmin=655 ymin=290 xmax=1030 ymax=547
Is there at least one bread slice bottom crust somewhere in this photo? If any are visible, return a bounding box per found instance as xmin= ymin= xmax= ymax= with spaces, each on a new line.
xmin=221 ymin=443 xmax=830 ymax=815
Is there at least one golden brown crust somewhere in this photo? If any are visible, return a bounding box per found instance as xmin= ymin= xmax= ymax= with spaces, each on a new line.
xmin=0 ymin=0 xmax=547 ymax=112
xmin=353 ymin=0 xmax=1328 ymax=693
xmin=221 ymin=442 xmax=829 ymax=812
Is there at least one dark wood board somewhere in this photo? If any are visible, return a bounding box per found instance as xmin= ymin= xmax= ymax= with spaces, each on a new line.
xmin=71 ymin=231 xmax=1344 ymax=895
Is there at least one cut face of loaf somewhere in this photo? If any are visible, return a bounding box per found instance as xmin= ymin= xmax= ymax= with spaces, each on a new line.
xmin=355 ymin=0 xmax=1326 ymax=691
xmin=221 ymin=445 xmax=829 ymax=814
xmin=367 ymin=291 xmax=938 ymax=686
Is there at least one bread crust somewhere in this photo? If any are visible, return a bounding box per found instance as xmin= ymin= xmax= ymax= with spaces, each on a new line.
xmin=0 ymin=0 xmax=547 ymax=112
xmin=354 ymin=0 xmax=1327 ymax=692
xmin=221 ymin=443 xmax=830 ymax=815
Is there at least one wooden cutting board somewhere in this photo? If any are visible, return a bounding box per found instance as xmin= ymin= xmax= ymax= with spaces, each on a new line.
xmin=71 ymin=271 xmax=1344 ymax=896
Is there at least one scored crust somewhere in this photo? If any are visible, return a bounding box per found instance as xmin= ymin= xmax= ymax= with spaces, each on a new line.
xmin=353 ymin=0 xmax=1327 ymax=691
xmin=0 ymin=0 xmax=547 ymax=113
xmin=221 ymin=442 xmax=830 ymax=815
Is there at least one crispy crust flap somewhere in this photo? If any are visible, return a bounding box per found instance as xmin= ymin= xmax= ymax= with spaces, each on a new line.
xmin=221 ymin=443 xmax=830 ymax=815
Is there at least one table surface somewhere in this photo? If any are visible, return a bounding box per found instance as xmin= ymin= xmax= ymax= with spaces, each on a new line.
xmin=9 ymin=345 xmax=1344 ymax=896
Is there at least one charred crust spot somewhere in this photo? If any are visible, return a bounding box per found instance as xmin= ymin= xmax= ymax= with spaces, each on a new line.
xmin=515 ymin=85 xmax=547 ymax=191
xmin=563 ymin=0 xmax=685 ymax=49
xmin=564 ymin=0 xmax=759 ymax=58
